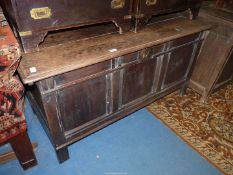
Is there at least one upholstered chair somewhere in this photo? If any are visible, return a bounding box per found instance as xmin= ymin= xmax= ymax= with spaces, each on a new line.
xmin=0 ymin=9 xmax=37 ymax=169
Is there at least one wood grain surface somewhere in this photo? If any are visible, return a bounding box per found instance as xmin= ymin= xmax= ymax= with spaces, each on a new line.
xmin=18 ymin=17 xmax=211 ymax=84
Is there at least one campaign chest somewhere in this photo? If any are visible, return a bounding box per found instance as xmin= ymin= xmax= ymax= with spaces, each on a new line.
xmin=1 ymin=0 xmax=203 ymax=53
xmin=0 ymin=0 xmax=134 ymax=53
xmin=18 ymin=17 xmax=210 ymax=163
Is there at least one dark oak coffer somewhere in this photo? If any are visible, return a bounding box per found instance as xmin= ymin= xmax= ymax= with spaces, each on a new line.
xmin=1 ymin=0 xmax=202 ymax=52
xmin=17 ymin=17 xmax=210 ymax=163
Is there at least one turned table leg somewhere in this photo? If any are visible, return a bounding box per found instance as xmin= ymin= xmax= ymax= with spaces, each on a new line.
xmin=56 ymin=147 xmax=69 ymax=163
xmin=10 ymin=131 xmax=37 ymax=169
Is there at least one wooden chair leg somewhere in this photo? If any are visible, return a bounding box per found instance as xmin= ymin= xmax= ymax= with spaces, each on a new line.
xmin=10 ymin=131 xmax=37 ymax=170
xmin=0 ymin=142 xmax=37 ymax=165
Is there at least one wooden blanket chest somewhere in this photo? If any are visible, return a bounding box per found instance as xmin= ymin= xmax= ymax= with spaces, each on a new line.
xmin=17 ymin=16 xmax=210 ymax=163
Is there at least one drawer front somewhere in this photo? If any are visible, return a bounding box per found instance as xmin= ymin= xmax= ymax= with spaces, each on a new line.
xmin=14 ymin=0 xmax=132 ymax=31
xmin=140 ymin=0 xmax=187 ymax=16
xmin=57 ymin=74 xmax=110 ymax=132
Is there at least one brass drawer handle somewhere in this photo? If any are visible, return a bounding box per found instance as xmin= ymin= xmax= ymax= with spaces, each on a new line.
xmin=111 ymin=0 xmax=125 ymax=9
xmin=30 ymin=7 xmax=52 ymax=20
xmin=146 ymin=0 xmax=157 ymax=6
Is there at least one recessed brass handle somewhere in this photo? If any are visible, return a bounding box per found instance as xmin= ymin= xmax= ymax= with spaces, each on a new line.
xmin=146 ymin=0 xmax=157 ymax=6
xmin=111 ymin=0 xmax=125 ymax=9
xmin=30 ymin=7 xmax=52 ymax=19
